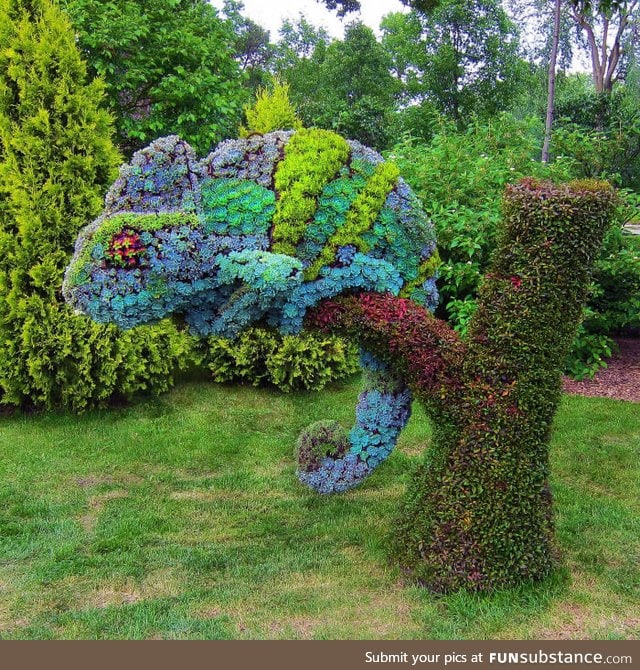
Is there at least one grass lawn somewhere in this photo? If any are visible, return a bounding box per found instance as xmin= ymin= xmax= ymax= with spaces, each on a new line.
xmin=0 ymin=377 xmax=638 ymax=640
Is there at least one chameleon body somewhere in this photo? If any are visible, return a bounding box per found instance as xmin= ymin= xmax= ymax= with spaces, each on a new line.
xmin=63 ymin=129 xmax=439 ymax=493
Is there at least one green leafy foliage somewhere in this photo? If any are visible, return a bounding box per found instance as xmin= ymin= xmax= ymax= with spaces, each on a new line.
xmin=321 ymin=0 xmax=443 ymax=16
xmin=392 ymin=114 xmax=639 ymax=379
xmin=205 ymin=327 xmax=358 ymax=392
xmin=566 ymin=221 xmax=640 ymax=377
xmin=64 ymin=0 xmax=246 ymax=156
xmin=389 ymin=114 xmax=575 ymax=323
xmin=0 ymin=0 xmax=197 ymax=412
xmin=279 ymin=22 xmax=400 ymax=149
xmin=218 ymin=0 xmax=273 ymax=93
xmin=381 ymin=0 xmax=524 ymax=123
xmin=565 ymin=323 xmax=615 ymax=380
xmin=239 ymin=79 xmax=302 ymax=137
xmin=552 ymin=74 xmax=640 ymax=190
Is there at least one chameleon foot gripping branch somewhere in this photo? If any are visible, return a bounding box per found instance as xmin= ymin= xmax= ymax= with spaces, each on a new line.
xmin=63 ymin=129 xmax=439 ymax=493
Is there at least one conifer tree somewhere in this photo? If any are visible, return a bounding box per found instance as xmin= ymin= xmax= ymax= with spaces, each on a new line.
xmin=0 ymin=0 xmax=193 ymax=411
xmin=240 ymin=79 xmax=303 ymax=136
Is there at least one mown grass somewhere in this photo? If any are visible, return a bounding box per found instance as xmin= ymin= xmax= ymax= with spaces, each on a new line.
xmin=0 ymin=378 xmax=638 ymax=640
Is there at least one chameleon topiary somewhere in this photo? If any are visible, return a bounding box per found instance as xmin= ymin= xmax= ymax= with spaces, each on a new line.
xmin=63 ymin=129 xmax=439 ymax=493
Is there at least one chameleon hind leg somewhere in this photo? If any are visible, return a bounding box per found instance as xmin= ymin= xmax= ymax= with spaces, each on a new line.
xmin=297 ymin=350 xmax=412 ymax=493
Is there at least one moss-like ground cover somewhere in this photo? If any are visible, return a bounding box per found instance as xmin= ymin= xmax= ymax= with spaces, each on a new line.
xmin=0 ymin=379 xmax=638 ymax=639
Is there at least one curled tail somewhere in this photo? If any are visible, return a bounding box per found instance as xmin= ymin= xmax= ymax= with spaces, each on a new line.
xmin=297 ymin=350 xmax=411 ymax=493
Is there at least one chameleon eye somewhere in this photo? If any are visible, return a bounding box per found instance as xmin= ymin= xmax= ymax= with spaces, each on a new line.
xmin=104 ymin=229 xmax=146 ymax=269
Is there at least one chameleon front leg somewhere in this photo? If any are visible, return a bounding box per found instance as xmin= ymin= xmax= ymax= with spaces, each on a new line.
xmin=297 ymin=350 xmax=412 ymax=494
xmin=185 ymin=249 xmax=303 ymax=337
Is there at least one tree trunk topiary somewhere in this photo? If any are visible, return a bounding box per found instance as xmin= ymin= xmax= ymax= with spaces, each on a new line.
xmin=308 ymin=178 xmax=617 ymax=591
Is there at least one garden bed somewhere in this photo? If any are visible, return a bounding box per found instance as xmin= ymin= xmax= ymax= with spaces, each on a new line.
xmin=563 ymin=337 xmax=640 ymax=402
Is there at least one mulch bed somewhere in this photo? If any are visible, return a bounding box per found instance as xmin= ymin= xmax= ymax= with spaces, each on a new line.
xmin=563 ymin=337 xmax=640 ymax=403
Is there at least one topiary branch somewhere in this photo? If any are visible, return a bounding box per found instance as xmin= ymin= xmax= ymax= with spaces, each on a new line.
xmin=465 ymin=178 xmax=617 ymax=381
xmin=307 ymin=292 xmax=466 ymax=406
xmin=309 ymin=178 xmax=617 ymax=592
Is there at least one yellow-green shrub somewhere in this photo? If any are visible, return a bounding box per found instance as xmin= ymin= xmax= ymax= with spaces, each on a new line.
xmin=0 ymin=0 xmax=197 ymax=412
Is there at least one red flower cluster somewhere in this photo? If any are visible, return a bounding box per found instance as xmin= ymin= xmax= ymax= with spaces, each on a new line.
xmin=510 ymin=276 xmax=522 ymax=289
xmin=485 ymin=272 xmax=522 ymax=289
xmin=106 ymin=229 xmax=145 ymax=268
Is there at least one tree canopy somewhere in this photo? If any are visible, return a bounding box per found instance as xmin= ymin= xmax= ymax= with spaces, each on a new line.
xmin=320 ymin=0 xmax=443 ymax=16
xmin=64 ymin=0 xmax=247 ymax=155
xmin=382 ymin=0 xmax=523 ymax=121
xmin=278 ymin=22 xmax=400 ymax=148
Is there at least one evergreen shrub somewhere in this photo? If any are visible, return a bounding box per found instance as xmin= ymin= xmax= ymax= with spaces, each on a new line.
xmin=205 ymin=327 xmax=358 ymax=392
xmin=0 ymin=0 xmax=196 ymax=412
xmin=240 ymin=79 xmax=303 ymax=137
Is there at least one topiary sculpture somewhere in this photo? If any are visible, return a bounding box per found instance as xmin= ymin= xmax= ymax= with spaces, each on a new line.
xmin=307 ymin=178 xmax=617 ymax=591
xmin=64 ymin=128 xmax=616 ymax=591
xmin=63 ymin=129 xmax=439 ymax=494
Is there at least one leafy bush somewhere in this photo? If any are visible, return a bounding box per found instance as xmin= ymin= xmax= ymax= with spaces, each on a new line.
xmin=0 ymin=0 xmax=197 ymax=412
xmin=565 ymin=323 xmax=615 ymax=380
xmin=389 ymin=114 xmax=574 ymax=323
xmin=205 ymin=327 xmax=358 ymax=392
xmin=565 ymin=195 xmax=640 ymax=378
xmin=391 ymin=114 xmax=638 ymax=379
xmin=553 ymin=76 xmax=640 ymax=191
xmin=64 ymin=0 xmax=246 ymax=156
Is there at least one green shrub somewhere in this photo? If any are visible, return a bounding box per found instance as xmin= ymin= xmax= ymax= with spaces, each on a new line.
xmin=565 ymin=323 xmax=615 ymax=380
xmin=205 ymin=327 xmax=358 ymax=392
xmin=240 ymin=79 xmax=303 ymax=137
xmin=389 ymin=114 xmax=575 ymax=324
xmin=0 ymin=0 xmax=197 ymax=412
xmin=552 ymin=76 xmax=640 ymax=191
xmin=390 ymin=114 xmax=637 ymax=379
xmin=564 ymin=194 xmax=640 ymax=378
xmin=64 ymin=0 xmax=246 ymax=156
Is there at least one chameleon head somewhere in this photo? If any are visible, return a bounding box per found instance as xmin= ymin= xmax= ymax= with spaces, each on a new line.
xmin=63 ymin=208 xmax=302 ymax=336
xmin=62 ymin=210 xmax=221 ymax=330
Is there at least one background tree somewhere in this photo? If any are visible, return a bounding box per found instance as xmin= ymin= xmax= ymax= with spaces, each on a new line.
xmin=274 ymin=14 xmax=331 ymax=66
xmin=320 ymin=0 xmax=443 ymax=15
xmin=281 ymin=22 xmax=401 ymax=148
xmin=218 ymin=0 xmax=274 ymax=92
xmin=64 ymin=0 xmax=247 ymax=156
xmin=568 ymin=0 xmax=639 ymax=94
xmin=542 ymin=0 xmax=563 ymax=162
xmin=382 ymin=0 xmax=524 ymax=123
